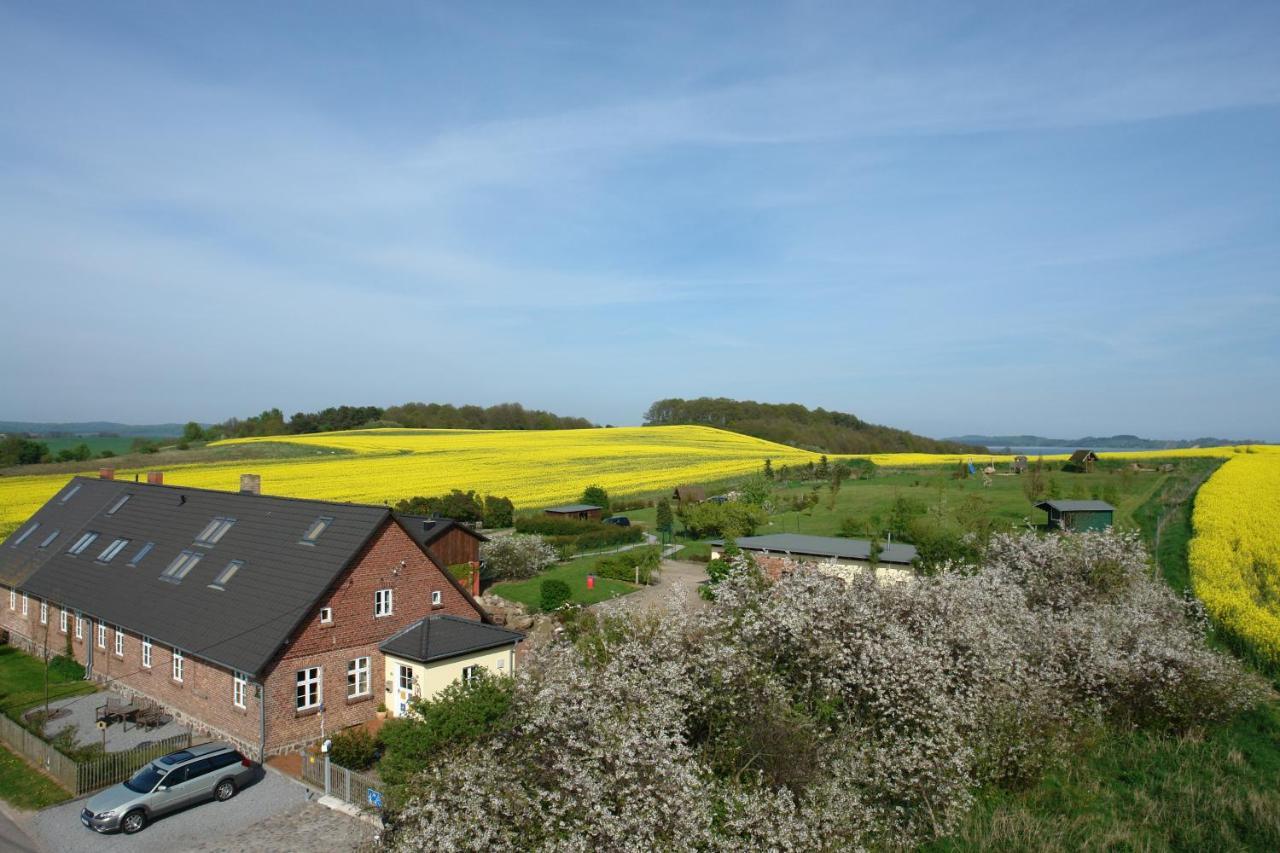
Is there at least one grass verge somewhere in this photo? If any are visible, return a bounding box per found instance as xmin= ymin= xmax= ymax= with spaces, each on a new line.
xmin=0 ymin=740 xmax=70 ymax=809
xmin=490 ymin=553 xmax=640 ymax=611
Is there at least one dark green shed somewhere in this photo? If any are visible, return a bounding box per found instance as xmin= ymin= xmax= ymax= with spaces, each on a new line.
xmin=1035 ymin=499 xmax=1115 ymax=532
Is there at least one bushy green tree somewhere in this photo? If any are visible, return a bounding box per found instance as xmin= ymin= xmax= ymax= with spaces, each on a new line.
xmin=580 ymin=484 xmax=610 ymax=514
xmin=483 ymin=495 xmax=515 ymax=528
xmin=329 ymin=726 xmax=378 ymax=770
xmin=0 ymin=436 xmax=49 ymax=466
xmin=540 ymin=579 xmax=572 ymax=611
xmin=655 ymin=499 xmax=673 ymax=533
xmin=182 ymin=421 xmax=205 ymax=442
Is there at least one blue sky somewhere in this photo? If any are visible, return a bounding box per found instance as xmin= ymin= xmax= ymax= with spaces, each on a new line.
xmin=1 ymin=1 xmax=1278 ymax=439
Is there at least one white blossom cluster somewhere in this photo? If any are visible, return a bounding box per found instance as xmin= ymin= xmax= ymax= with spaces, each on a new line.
xmin=389 ymin=529 xmax=1269 ymax=851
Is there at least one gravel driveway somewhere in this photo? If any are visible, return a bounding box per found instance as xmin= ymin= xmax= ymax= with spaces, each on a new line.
xmin=27 ymin=767 xmax=375 ymax=853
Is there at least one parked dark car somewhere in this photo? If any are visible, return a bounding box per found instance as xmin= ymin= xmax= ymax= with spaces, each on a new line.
xmin=80 ymin=742 xmax=256 ymax=834
xmin=603 ymin=516 xmax=630 ymax=527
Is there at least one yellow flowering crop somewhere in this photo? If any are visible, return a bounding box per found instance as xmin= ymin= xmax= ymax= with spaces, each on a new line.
xmin=0 ymin=425 xmax=1260 ymax=540
xmin=1188 ymin=448 xmax=1280 ymax=665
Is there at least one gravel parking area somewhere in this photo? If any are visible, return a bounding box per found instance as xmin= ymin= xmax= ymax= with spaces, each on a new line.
xmin=26 ymin=766 xmax=374 ymax=852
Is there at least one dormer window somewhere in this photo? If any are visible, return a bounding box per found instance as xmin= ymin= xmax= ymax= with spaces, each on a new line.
xmin=96 ymin=538 xmax=130 ymax=564
xmin=209 ymin=560 xmax=243 ymax=590
xmin=68 ymin=532 xmax=99 ymax=555
xmin=106 ymin=494 xmax=131 ymax=515
xmin=160 ymin=550 xmax=203 ymax=583
xmin=194 ymin=517 xmax=235 ymax=546
xmin=11 ymin=523 xmax=39 ymax=546
xmin=300 ymin=516 xmax=334 ymax=545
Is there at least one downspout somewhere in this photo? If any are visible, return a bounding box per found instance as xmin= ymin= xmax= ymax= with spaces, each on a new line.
xmin=256 ymin=680 xmax=267 ymax=762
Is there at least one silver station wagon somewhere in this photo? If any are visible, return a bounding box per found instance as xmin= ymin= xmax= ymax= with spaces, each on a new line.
xmin=80 ymin=742 xmax=256 ymax=834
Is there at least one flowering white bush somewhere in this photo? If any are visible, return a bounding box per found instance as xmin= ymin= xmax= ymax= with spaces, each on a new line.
xmin=389 ymin=530 xmax=1269 ymax=851
xmin=479 ymin=533 xmax=557 ymax=580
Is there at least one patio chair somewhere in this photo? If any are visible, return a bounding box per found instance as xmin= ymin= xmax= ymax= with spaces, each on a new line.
xmin=96 ymin=695 xmax=128 ymax=725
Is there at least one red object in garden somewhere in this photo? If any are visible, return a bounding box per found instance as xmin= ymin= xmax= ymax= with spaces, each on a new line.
xmin=587 ymin=574 xmax=595 ymax=590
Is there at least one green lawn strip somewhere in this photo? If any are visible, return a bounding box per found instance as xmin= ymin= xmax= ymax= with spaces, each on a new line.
xmin=0 ymin=646 xmax=98 ymax=722
xmin=0 ymin=740 xmax=71 ymax=809
xmin=490 ymin=553 xmax=641 ymax=611
xmin=928 ymin=703 xmax=1280 ymax=851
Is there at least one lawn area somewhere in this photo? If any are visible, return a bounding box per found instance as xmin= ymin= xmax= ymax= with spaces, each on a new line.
xmin=0 ymin=645 xmax=97 ymax=721
xmin=928 ymin=703 xmax=1280 ymax=851
xmin=0 ymin=741 xmax=70 ymax=809
xmin=490 ymin=553 xmax=641 ymax=611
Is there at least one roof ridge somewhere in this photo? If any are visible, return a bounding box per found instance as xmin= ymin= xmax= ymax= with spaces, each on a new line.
xmin=67 ymin=474 xmax=393 ymax=514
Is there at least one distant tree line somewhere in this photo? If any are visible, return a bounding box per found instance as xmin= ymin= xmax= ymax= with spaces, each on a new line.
xmin=216 ymin=401 xmax=594 ymax=439
xmin=644 ymin=397 xmax=984 ymax=455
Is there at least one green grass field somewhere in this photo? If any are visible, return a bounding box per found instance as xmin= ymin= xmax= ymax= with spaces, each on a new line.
xmin=0 ymin=646 xmax=98 ymax=722
xmin=491 ymin=552 xmax=641 ymax=611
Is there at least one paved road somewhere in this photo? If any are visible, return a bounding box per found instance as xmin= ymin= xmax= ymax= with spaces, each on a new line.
xmin=0 ymin=807 xmax=40 ymax=853
xmin=25 ymin=767 xmax=375 ymax=853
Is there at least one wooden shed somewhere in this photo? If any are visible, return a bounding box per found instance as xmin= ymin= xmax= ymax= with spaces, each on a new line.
xmin=673 ymin=485 xmax=706 ymax=504
xmin=1064 ymin=449 xmax=1099 ymax=473
xmin=544 ymin=503 xmax=603 ymax=521
xmin=1035 ymin=499 xmax=1114 ymax=532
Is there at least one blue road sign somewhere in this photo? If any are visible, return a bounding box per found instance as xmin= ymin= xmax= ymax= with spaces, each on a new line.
xmin=367 ymin=787 xmax=384 ymax=808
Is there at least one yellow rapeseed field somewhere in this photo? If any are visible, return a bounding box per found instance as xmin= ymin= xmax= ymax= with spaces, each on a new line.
xmin=0 ymin=426 xmax=1260 ymax=539
xmin=1188 ymin=448 xmax=1280 ymax=666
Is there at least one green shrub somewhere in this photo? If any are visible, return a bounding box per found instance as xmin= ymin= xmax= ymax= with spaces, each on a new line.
xmin=329 ymin=726 xmax=379 ymax=770
xmin=540 ymin=579 xmax=572 ymax=611
xmin=49 ymin=655 xmax=85 ymax=682
xmin=594 ymin=547 xmax=660 ymax=585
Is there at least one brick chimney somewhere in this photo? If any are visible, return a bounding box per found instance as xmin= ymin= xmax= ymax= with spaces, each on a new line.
xmin=98 ymin=468 xmax=115 ymax=480
xmin=146 ymin=471 xmax=164 ymax=485
xmin=239 ymin=474 xmax=261 ymax=496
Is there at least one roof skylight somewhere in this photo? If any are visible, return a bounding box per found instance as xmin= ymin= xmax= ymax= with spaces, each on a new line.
xmin=11 ymin=523 xmax=39 ymax=546
xmin=96 ymin=538 xmax=130 ymax=564
xmin=127 ymin=542 xmax=155 ymax=566
xmin=194 ymin=517 xmax=236 ymax=546
xmin=209 ymin=560 xmax=243 ymax=590
xmin=58 ymin=484 xmax=81 ymax=504
xmin=106 ymin=494 xmax=131 ymax=515
xmin=38 ymin=529 xmax=61 ymax=549
xmin=300 ymin=516 xmax=334 ymax=544
xmin=159 ymin=550 xmax=203 ymax=583
xmin=68 ymin=532 xmax=99 ymax=555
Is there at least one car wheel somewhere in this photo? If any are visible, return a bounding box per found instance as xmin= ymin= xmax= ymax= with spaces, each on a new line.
xmin=215 ymin=779 xmax=236 ymax=801
xmin=121 ymin=810 xmax=146 ymax=834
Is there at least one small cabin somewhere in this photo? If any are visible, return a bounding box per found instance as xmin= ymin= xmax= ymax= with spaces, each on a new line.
xmin=673 ymin=485 xmax=706 ymax=504
xmin=381 ymin=615 xmax=523 ymax=718
xmin=1064 ymin=449 xmax=1099 ymax=473
xmin=1035 ymin=500 xmax=1114 ymax=532
xmin=544 ymin=503 xmax=603 ymax=521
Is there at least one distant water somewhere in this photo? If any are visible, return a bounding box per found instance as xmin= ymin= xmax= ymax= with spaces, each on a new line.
xmin=984 ymin=446 xmax=1151 ymax=456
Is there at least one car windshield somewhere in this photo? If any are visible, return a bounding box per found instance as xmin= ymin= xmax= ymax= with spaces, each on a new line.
xmin=123 ymin=763 xmax=166 ymax=793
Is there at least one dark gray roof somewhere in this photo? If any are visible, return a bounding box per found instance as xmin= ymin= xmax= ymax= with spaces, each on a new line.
xmin=393 ymin=515 xmax=489 ymax=548
xmin=2 ymin=476 xmax=390 ymax=677
xmin=544 ymin=504 xmax=601 ymax=513
xmin=380 ymin=614 xmax=522 ymax=664
xmin=712 ymin=533 xmax=918 ymax=565
xmin=1035 ymin=500 xmax=1115 ymax=513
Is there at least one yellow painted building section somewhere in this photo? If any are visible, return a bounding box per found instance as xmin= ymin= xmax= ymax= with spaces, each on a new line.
xmin=383 ymin=646 xmax=516 ymax=718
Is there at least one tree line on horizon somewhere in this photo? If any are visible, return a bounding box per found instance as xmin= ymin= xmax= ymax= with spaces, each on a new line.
xmin=643 ymin=396 xmax=984 ymax=455
xmin=215 ymin=401 xmax=595 ymax=439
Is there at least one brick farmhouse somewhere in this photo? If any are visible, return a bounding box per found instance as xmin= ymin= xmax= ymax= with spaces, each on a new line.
xmin=0 ymin=472 xmax=516 ymax=758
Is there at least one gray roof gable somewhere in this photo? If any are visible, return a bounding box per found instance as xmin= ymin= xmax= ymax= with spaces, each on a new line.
xmin=1035 ymin=500 xmax=1115 ymax=513
xmin=380 ymin=614 xmax=523 ymax=664
xmin=717 ymin=533 xmax=918 ymax=565
xmin=4 ymin=476 xmax=390 ymax=676
xmin=544 ymin=504 xmax=602 ymax=513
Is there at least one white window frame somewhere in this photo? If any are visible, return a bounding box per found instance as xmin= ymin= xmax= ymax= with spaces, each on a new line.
xmin=462 ymin=664 xmax=479 ymax=685
xmin=398 ymin=664 xmax=414 ymax=692
xmin=319 ymin=607 xmax=333 ymax=624
xmin=431 ymin=590 xmax=442 ymax=606
xmin=233 ymin=671 xmax=247 ymax=709
xmin=347 ymin=657 xmax=370 ymax=699
xmin=60 ymin=608 xmax=68 ymax=634
xmin=374 ymin=588 xmax=393 ymax=618
xmin=21 ymin=593 xmax=28 ymax=617
xmin=172 ymin=648 xmax=184 ymax=682
xmin=295 ymin=667 xmax=322 ymax=711
xmin=75 ymin=613 xmax=83 ymax=640
xmin=142 ymin=637 xmax=152 ymax=668
xmin=39 ymin=600 xmax=47 ymax=625
xmin=8 ymin=590 xmax=13 ymax=610
xmin=97 ymin=621 xmax=106 ymax=649
xmin=114 ymin=627 xmax=124 ymax=657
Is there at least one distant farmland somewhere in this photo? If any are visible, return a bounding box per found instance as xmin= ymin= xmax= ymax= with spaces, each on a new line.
xmin=0 ymin=426 xmax=1256 ymax=538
